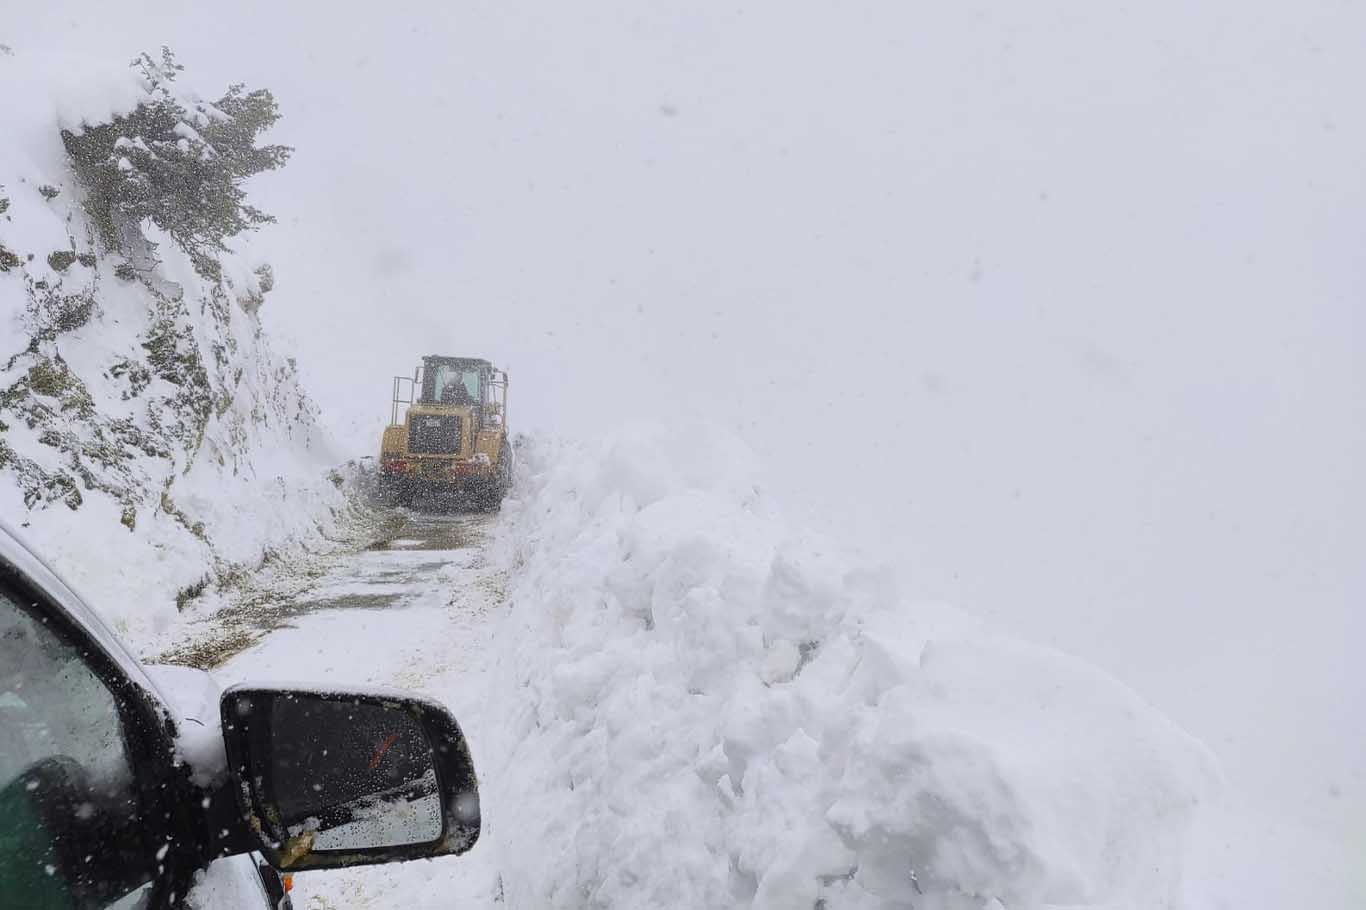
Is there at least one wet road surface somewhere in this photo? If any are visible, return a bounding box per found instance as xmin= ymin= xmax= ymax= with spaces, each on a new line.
xmin=157 ymin=510 xmax=499 ymax=670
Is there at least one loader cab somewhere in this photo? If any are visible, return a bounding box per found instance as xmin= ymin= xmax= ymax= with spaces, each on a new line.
xmin=416 ymin=356 xmax=508 ymax=425
xmin=390 ymin=357 xmax=508 ymax=427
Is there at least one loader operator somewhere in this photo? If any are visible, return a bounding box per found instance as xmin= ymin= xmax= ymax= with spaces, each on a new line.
xmin=442 ymin=376 xmax=475 ymax=405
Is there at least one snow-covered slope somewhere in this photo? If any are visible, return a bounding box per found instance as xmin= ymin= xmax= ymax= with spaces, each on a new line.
xmin=488 ymin=424 xmax=1219 ymax=910
xmin=0 ymin=49 xmax=349 ymax=652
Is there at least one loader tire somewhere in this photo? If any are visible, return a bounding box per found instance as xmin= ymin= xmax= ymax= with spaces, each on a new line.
xmin=378 ymin=475 xmax=411 ymax=508
xmin=478 ymin=445 xmax=513 ymax=512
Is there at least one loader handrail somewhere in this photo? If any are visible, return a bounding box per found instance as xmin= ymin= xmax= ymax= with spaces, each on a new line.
xmin=391 ymin=375 xmax=416 ymax=425
xmin=487 ymin=369 xmax=509 ymax=429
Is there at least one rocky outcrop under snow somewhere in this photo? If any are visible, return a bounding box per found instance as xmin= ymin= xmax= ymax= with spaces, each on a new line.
xmin=0 ymin=49 xmax=351 ymax=651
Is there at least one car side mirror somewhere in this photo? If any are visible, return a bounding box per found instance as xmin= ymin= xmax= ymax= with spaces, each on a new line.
xmin=220 ymin=686 xmax=479 ymax=871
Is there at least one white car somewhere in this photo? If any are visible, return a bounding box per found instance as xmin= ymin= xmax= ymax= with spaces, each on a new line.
xmin=0 ymin=522 xmax=480 ymax=909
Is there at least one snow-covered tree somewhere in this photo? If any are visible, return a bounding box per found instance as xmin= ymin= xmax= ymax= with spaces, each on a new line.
xmin=63 ymin=48 xmax=291 ymax=277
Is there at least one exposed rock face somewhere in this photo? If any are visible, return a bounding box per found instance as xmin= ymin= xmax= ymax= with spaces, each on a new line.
xmin=0 ymin=50 xmax=348 ymax=649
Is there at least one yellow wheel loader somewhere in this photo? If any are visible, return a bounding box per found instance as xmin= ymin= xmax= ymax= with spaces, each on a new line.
xmin=378 ymin=356 xmax=512 ymax=509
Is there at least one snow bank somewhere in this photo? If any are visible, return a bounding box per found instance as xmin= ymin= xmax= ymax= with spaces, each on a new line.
xmin=0 ymin=48 xmax=351 ymax=653
xmin=489 ymin=423 xmax=1217 ymax=909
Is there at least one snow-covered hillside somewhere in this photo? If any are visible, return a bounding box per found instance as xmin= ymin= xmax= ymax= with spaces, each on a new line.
xmin=0 ymin=48 xmax=350 ymax=651
xmin=486 ymin=424 xmax=1219 ymax=909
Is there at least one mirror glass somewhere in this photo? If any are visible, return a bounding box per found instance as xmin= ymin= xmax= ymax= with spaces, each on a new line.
xmin=263 ymin=694 xmax=443 ymax=852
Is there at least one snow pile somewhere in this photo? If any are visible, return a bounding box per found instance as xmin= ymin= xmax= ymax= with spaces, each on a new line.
xmin=0 ymin=48 xmax=350 ymax=652
xmin=489 ymin=423 xmax=1218 ymax=909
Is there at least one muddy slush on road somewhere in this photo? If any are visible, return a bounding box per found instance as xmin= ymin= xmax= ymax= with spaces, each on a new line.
xmin=156 ymin=506 xmax=501 ymax=671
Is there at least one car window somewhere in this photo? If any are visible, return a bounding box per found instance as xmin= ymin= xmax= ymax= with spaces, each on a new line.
xmin=0 ymin=584 xmax=153 ymax=909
